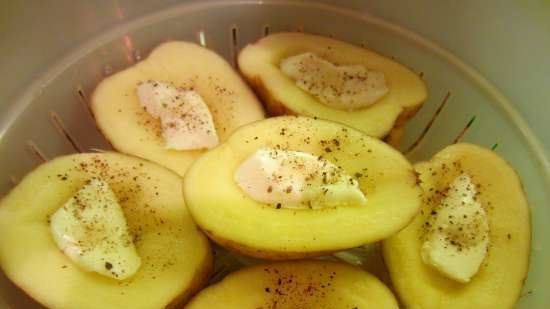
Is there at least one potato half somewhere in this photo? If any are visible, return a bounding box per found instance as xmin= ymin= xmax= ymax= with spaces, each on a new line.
xmin=92 ymin=41 xmax=265 ymax=176
xmin=183 ymin=116 xmax=422 ymax=259
xmin=185 ymin=260 xmax=399 ymax=309
xmin=383 ymin=143 xmax=531 ymax=309
xmin=0 ymin=153 xmax=212 ymax=309
xmin=238 ymin=32 xmax=427 ymax=142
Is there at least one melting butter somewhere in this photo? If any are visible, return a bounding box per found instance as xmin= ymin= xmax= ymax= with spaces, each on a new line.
xmin=137 ymin=81 xmax=219 ymax=150
xmin=421 ymin=174 xmax=489 ymax=283
xmin=50 ymin=178 xmax=141 ymax=280
xmin=280 ymin=52 xmax=388 ymax=110
xmin=234 ymin=147 xmax=367 ymax=209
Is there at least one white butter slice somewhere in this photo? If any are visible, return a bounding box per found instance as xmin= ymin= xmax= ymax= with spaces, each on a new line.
xmin=421 ymin=174 xmax=490 ymax=283
xmin=280 ymin=52 xmax=388 ymax=110
xmin=137 ymin=81 xmax=219 ymax=150
xmin=234 ymin=148 xmax=367 ymax=209
xmin=50 ymin=178 xmax=141 ymax=280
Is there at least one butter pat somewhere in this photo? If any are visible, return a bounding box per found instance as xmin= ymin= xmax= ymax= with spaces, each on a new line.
xmin=280 ymin=52 xmax=388 ymax=110
xmin=234 ymin=148 xmax=367 ymax=209
xmin=50 ymin=179 xmax=141 ymax=280
xmin=421 ymin=174 xmax=489 ymax=283
xmin=137 ymin=81 xmax=219 ymax=150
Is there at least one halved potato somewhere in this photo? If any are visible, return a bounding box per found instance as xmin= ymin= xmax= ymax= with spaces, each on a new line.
xmin=238 ymin=32 xmax=427 ymax=141
xmin=91 ymin=41 xmax=265 ymax=176
xmin=383 ymin=143 xmax=530 ymax=309
xmin=0 ymin=153 xmax=212 ymax=309
xmin=185 ymin=260 xmax=399 ymax=309
xmin=183 ymin=116 xmax=422 ymax=259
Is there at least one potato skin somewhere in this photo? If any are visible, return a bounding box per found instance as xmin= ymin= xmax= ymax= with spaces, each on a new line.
xmin=249 ymin=73 xmax=423 ymax=148
xmin=203 ymin=229 xmax=334 ymax=260
xmin=166 ymin=250 xmax=213 ymax=309
xmin=248 ymin=76 xmax=298 ymax=117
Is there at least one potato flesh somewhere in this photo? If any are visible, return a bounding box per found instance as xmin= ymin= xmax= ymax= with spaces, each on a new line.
xmin=92 ymin=41 xmax=264 ymax=176
xmin=383 ymin=143 xmax=530 ymax=309
xmin=185 ymin=260 xmax=399 ymax=309
xmin=0 ymin=153 xmax=211 ymax=309
xmin=184 ymin=116 xmax=422 ymax=258
xmin=238 ymin=32 xmax=427 ymax=139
